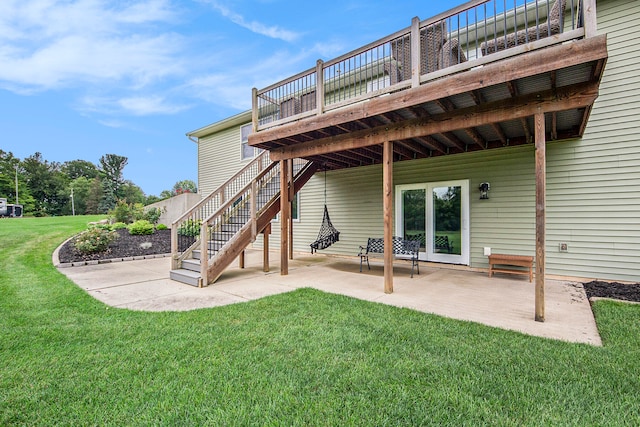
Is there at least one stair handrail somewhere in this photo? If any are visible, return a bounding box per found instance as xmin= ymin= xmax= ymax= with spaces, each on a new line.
xmin=199 ymin=158 xmax=312 ymax=285
xmin=171 ymin=150 xmax=272 ymax=269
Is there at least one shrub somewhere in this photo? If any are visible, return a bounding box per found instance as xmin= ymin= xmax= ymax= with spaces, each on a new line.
xmin=110 ymin=200 xmax=145 ymax=224
xmin=156 ymin=223 xmax=168 ymax=230
xmin=112 ymin=222 xmax=127 ymax=230
xmin=110 ymin=200 xmax=133 ymax=224
xmin=74 ymin=227 xmax=118 ymax=254
xmin=127 ymin=220 xmax=155 ymax=235
xmin=89 ymin=223 xmax=113 ymax=231
xmin=144 ymin=207 xmax=164 ymax=225
xmin=177 ymin=219 xmax=201 ymax=237
xmin=131 ymin=203 xmax=145 ymax=221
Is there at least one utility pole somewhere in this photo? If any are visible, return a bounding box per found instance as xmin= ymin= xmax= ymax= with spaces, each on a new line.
xmin=15 ymin=164 xmax=18 ymax=205
xmin=70 ymin=186 xmax=75 ymax=216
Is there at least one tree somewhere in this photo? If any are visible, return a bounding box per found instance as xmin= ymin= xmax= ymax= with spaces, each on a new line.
xmin=172 ymin=179 xmax=197 ymax=195
xmin=86 ymin=177 xmax=104 ymax=214
xmin=62 ymin=160 xmax=99 ymax=180
xmin=22 ymin=152 xmax=69 ymax=216
xmin=120 ymin=180 xmax=145 ymax=204
xmin=67 ymin=177 xmax=92 ymax=215
xmin=159 ymin=190 xmax=173 ymax=200
xmin=98 ymin=154 xmax=128 ymax=211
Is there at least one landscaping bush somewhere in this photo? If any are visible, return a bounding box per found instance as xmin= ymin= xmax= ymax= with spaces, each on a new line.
xmin=74 ymin=227 xmax=118 ymax=254
xmin=110 ymin=200 xmax=145 ymax=224
xmin=112 ymin=222 xmax=127 ymax=230
xmin=88 ymin=222 xmax=113 ymax=231
xmin=156 ymin=223 xmax=168 ymax=230
xmin=110 ymin=200 xmax=133 ymax=224
xmin=127 ymin=220 xmax=155 ymax=235
xmin=177 ymin=219 xmax=201 ymax=237
xmin=144 ymin=207 xmax=164 ymax=225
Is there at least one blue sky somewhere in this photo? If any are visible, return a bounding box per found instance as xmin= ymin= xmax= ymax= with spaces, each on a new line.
xmin=0 ymin=0 xmax=449 ymax=197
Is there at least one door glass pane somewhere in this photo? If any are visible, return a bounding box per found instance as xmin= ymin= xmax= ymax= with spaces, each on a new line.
xmin=432 ymin=186 xmax=462 ymax=255
xmin=402 ymin=189 xmax=426 ymax=251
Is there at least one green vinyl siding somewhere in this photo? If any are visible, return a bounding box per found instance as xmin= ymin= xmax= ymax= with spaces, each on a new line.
xmin=542 ymin=0 xmax=640 ymax=281
xmin=197 ymin=123 xmax=252 ymax=197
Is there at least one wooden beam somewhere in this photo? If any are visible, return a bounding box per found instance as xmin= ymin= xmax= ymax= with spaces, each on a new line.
xmin=535 ymin=112 xmax=546 ymax=322
xmin=250 ymin=36 xmax=607 ymax=147
xmin=270 ymin=81 xmax=600 ymax=161
xmin=280 ymin=159 xmax=289 ymax=276
xmin=383 ymin=140 xmax=394 ymax=294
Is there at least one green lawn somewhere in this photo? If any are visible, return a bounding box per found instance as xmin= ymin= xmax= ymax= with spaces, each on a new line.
xmin=1 ymin=216 xmax=639 ymax=425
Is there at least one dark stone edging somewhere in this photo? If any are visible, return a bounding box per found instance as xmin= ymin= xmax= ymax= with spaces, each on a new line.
xmin=55 ymin=253 xmax=172 ymax=268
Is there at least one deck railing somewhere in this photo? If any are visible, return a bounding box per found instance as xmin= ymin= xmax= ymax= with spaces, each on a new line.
xmin=197 ymin=157 xmax=309 ymax=285
xmin=253 ymin=0 xmax=592 ymax=132
xmin=170 ymin=150 xmax=273 ymax=269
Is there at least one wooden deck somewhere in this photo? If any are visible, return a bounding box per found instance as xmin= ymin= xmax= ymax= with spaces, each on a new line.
xmin=249 ymin=0 xmax=605 ymax=169
xmin=247 ymin=0 xmax=607 ymax=322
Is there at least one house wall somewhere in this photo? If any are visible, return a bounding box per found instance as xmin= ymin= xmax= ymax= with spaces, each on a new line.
xmin=543 ymin=0 xmax=640 ymax=280
xmin=197 ymin=124 xmax=252 ymax=197
xmin=197 ymin=0 xmax=640 ymax=283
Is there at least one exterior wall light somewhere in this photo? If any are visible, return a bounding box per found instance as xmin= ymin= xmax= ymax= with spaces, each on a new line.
xmin=479 ymin=182 xmax=490 ymax=199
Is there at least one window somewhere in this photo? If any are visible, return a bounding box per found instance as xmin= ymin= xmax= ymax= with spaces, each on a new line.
xmin=274 ymin=193 xmax=300 ymax=222
xmin=241 ymin=123 xmax=254 ymax=160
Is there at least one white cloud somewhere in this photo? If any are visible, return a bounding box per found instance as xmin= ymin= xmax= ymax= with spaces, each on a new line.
xmin=0 ymin=0 xmax=185 ymax=92
xmin=118 ymin=95 xmax=190 ymax=116
xmin=80 ymin=94 xmax=190 ymax=116
xmin=204 ymin=1 xmax=300 ymax=42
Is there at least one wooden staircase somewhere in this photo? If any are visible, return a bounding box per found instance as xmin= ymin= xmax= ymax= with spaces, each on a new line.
xmin=170 ymin=153 xmax=318 ymax=287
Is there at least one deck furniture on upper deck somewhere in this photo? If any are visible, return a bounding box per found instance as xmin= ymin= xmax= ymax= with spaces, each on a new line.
xmin=481 ymin=0 xmax=567 ymax=55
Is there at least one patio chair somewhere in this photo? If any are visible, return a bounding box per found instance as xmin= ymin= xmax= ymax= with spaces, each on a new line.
xmin=391 ymin=21 xmax=447 ymax=82
xmin=481 ymin=0 xmax=567 ymax=55
xmin=438 ymin=38 xmax=467 ymax=69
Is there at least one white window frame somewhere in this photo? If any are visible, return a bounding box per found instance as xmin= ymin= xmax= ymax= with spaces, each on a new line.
xmin=274 ymin=192 xmax=301 ymax=222
xmin=241 ymin=123 xmax=255 ymax=160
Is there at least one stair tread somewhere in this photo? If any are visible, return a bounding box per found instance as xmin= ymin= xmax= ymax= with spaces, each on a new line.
xmin=170 ymin=268 xmax=200 ymax=278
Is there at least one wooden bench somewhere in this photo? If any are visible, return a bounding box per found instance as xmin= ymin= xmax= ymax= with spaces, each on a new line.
xmin=488 ymin=254 xmax=534 ymax=282
xmin=358 ymin=236 xmax=420 ymax=278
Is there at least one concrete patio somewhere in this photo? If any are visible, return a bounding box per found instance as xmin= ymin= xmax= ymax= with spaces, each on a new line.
xmin=56 ymin=249 xmax=601 ymax=346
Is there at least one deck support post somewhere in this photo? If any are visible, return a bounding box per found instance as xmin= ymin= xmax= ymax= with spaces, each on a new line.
xmin=410 ymin=17 xmax=420 ymax=88
xmin=288 ymin=160 xmax=294 ymax=260
xmin=535 ymin=111 xmax=546 ymax=322
xmin=280 ymin=159 xmax=289 ymax=276
xmin=239 ymin=250 xmax=245 ymax=269
xmin=263 ymin=223 xmax=271 ymax=272
xmin=383 ymin=140 xmax=394 ymax=294
xmin=583 ymin=0 xmax=597 ymax=39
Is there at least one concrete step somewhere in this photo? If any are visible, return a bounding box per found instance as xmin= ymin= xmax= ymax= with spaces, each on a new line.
xmin=181 ymin=258 xmax=200 ymax=272
xmin=170 ymin=269 xmax=201 ymax=287
xmin=193 ymin=249 xmax=217 ymax=260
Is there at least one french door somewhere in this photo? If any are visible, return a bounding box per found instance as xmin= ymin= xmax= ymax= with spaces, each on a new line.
xmin=396 ymin=180 xmax=469 ymax=265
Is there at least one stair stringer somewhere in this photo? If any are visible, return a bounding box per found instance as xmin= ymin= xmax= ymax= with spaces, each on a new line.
xmin=204 ymin=160 xmax=319 ymax=285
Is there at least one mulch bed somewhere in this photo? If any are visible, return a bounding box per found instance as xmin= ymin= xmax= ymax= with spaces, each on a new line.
xmin=58 ymin=229 xmax=172 ymax=263
xmin=582 ymin=280 xmax=640 ymax=303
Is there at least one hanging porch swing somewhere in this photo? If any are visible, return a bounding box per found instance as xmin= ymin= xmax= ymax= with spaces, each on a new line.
xmin=310 ymin=169 xmax=341 ymax=254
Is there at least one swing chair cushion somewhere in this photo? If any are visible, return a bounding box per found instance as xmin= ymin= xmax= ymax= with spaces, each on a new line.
xmin=310 ymin=205 xmax=340 ymax=253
